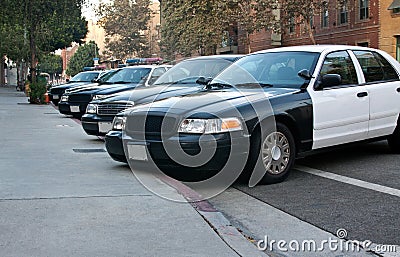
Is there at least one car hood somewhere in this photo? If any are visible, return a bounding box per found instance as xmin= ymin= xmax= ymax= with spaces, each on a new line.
xmin=94 ymin=84 xmax=203 ymax=104
xmin=67 ymin=83 xmax=139 ymax=95
xmin=128 ymin=87 xmax=299 ymax=117
xmin=51 ymin=82 xmax=91 ymax=90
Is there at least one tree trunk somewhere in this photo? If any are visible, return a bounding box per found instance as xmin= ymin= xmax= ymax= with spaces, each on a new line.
xmin=28 ymin=0 xmax=37 ymax=83
xmin=247 ymin=32 xmax=252 ymax=54
xmin=305 ymin=22 xmax=316 ymax=45
xmin=30 ymin=31 xmax=37 ymax=82
xmin=0 ymin=56 xmax=4 ymax=86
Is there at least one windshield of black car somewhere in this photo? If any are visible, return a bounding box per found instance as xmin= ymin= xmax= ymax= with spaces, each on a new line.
xmin=69 ymin=72 xmax=100 ymax=82
xmin=153 ymin=59 xmax=233 ymax=85
xmin=211 ymin=51 xmax=320 ymax=89
xmin=97 ymin=69 xmax=120 ymax=83
xmin=105 ymin=67 xmax=151 ymax=84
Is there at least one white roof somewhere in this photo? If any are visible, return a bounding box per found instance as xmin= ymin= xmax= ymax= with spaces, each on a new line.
xmin=254 ymin=44 xmax=381 ymax=54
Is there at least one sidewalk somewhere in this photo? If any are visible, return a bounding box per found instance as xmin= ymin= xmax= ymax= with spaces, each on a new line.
xmin=0 ymin=86 xmax=259 ymax=256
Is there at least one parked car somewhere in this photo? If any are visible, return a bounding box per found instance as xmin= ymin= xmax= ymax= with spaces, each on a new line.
xmin=58 ymin=65 xmax=171 ymax=118
xmin=106 ymin=45 xmax=400 ymax=184
xmin=82 ymin=55 xmax=243 ymax=137
xmin=48 ymin=70 xmax=105 ymax=105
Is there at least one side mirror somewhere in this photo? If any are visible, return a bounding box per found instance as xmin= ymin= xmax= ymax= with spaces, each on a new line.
xmin=298 ymin=69 xmax=312 ymax=80
xmin=314 ymin=74 xmax=341 ymax=90
xmin=196 ymin=77 xmax=212 ymax=85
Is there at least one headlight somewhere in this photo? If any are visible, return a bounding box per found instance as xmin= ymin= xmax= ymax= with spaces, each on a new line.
xmin=112 ymin=116 xmax=127 ymax=131
xmin=86 ymin=103 xmax=97 ymax=114
xmin=178 ymin=117 xmax=242 ymax=134
xmin=92 ymin=94 xmax=107 ymax=101
xmin=61 ymin=95 xmax=69 ymax=102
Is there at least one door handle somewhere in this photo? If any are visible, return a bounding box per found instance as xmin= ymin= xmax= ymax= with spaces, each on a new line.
xmin=357 ymin=92 xmax=368 ymax=97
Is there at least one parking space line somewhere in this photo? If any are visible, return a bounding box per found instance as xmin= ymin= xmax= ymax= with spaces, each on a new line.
xmin=295 ymin=165 xmax=400 ymax=198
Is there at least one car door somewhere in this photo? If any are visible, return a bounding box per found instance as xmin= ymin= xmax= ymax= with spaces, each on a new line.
xmin=308 ymin=50 xmax=369 ymax=149
xmin=352 ymin=50 xmax=400 ymax=138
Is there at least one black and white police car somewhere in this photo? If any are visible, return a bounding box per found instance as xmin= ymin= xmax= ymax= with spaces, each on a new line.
xmin=111 ymin=45 xmax=400 ymax=184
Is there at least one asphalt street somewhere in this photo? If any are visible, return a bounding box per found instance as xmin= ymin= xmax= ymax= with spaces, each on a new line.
xmin=210 ymin=141 xmax=400 ymax=256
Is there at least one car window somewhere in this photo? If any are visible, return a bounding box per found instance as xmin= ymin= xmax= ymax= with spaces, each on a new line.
xmin=154 ymin=59 xmax=234 ymax=85
xmin=107 ymin=68 xmax=151 ymax=83
xmin=148 ymin=67 xmax=168 ymax=85
xmin=70 ymin=72 xmax=100 ymax=82
xmin=320 ymin=51 xmax=358 ymax=86
xmin=353 ymin=50 xmax=399 ymax=83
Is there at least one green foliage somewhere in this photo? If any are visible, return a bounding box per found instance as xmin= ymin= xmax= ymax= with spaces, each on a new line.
xmin=160 ymin=0 xmax=276 ymax=57
xmin=39 ymin=53 xmax=63 ymax=75
xmin=29 ymin=80 xmax=47 ymax=104
xmin=97 ymin=0 xmax=151 ymax=59
xmin=0 ymin=0 xmax=88 ymax=81
xmin=66 ymin=41 xmax=99 ymax=76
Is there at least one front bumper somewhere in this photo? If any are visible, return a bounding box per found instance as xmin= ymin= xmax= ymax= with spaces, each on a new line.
xmin=58 ymin=101 xmax=88 ymax=116
xmin=124 ymin=132 xmax=250 ymax=173
xmin=82 ymin=114 xmax=114 ymax=136
xmin=48 ymin=93 xmax=61 ymax=105
xmin=105 ymin=130 xmax=126 ymax=162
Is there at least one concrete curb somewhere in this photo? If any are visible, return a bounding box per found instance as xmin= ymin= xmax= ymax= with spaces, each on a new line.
xmin=159 ymin=176 xmax=269 ymax=257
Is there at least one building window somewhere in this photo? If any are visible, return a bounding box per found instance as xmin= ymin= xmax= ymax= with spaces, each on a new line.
xmin=397 ymin=37 xmax=400 ymax=62
xmin=360 ymin=0 xmax=369 ymax=20
xmin=339 ymin=1 xmax=349 ymax=24
xmin=357 ymin=42 xmax=369 ymax=47
xmin=289 ymin=15 xmax=295 ymax=34
xmin=321 ymin=6 xmax=329 ymax=27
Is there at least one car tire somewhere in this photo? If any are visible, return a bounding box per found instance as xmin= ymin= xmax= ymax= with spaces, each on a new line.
xmin=388 ymin=124 xmax=400 ymax=153
xmin=248 ymin=122 xmax=296 ymax=185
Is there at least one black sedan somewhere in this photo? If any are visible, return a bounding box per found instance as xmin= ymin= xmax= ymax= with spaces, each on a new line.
xmin=58 ymin=65 xmax=170 ymax=118
xmin=83 ymin=55 xmax=242 ymax=136
xmin=106 ymin=45 xmax=400 ymax=185
xmin=48 ymin=70 xmax=105 ymax=105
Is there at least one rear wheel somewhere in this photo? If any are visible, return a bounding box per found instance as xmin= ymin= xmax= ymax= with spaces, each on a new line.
xmin=249 ymin=123 xmax=296 ymax=185
xmin=388 ymin=124 xmax=400 ymax=153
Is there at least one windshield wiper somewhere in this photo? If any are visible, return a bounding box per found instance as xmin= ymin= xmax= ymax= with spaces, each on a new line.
xmin=236 ymin=82 xmax=273 ymax=88
xmin=206 ymin=82 xmax=233 ymax=90
xmin=111 ymin=81 xmax=134 ymax=84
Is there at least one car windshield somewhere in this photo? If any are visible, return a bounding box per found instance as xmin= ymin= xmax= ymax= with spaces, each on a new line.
xmin=97 ymin=69 xmax=120 ymax=83
xmin=211 ymin=51 xmax=320 ymax=89
xmin=105 ymin=67 xmax=152 ymax=84
xmin=154 ymin=59 xmax=233 ymax=85
xmin=69 ymin=72 xmax=100 ymax=82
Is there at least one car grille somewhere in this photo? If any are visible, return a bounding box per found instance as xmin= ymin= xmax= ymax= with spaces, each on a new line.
xmin=126 ymin=114 xmax=177 ymax=136
xmin=97 ymin=102 xmax=134 ymax=116
xmin=50 ymin=88 xmax=65 ymax=95
xmin=68 ymin=94 xmax=92 ymax=103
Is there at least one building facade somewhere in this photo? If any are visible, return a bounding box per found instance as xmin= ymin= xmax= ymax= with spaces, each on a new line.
xmin=239 ymin=0 xmax=400 ymax=61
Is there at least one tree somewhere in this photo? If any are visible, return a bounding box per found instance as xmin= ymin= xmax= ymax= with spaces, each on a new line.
xmin=38 ymin=53 xmax=63 ymax=80
xmin=159 ymin=0 xmax=277 ymax=57
xmin=97 ymin=0 xmax=151 ymax=60
xmin=160 ymin=0 xmax=225 ymax=58
xmin=0 ymin=0 xmax=87 ymax=83
xmin=218 ymin=0 xmax=277 ymax=53
xmin=276 ymin=0 xmax=345 ymax=44
xmin=66 ymin=41 xmax=99 ymax=76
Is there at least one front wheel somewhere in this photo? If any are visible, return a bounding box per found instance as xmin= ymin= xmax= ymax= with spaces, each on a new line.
xmin=249 ymin=123 xmax=296 ymax=185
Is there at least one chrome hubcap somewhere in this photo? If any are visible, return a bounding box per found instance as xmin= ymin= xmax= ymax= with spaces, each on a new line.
xmin=262 ymin=131 xmax=290 ymax=175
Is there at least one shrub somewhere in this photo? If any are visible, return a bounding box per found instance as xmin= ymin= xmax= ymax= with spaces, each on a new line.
xmin=29 ymin=80 xmax=47 ymax=104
